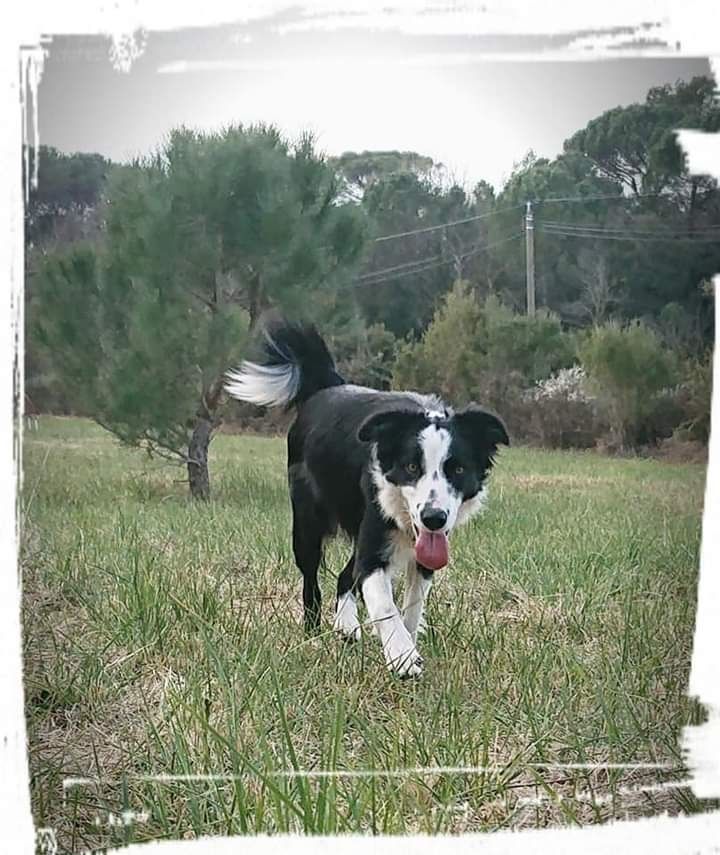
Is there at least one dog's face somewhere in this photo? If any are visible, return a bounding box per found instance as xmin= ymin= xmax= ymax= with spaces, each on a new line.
xmin=358 ymin=406 xmax=509 ymax=570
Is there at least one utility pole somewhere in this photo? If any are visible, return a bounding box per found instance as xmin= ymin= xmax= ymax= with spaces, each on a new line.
xmin=441 ymin=226 xmax=463 ymax=281
xmin=525 ymin=200 xmax=535 ymax=316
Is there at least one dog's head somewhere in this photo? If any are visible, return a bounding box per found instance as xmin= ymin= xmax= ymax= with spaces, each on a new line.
xmin=358 ymin=406 xmax=509 ymax=571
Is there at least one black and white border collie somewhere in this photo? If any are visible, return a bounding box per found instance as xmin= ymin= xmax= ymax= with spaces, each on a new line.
xmin=225 ymin=320 xmax=508 ymax=677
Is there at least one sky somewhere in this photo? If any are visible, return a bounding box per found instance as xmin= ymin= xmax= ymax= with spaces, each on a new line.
xmin=37 ymin=8 xmax=712 ymax=190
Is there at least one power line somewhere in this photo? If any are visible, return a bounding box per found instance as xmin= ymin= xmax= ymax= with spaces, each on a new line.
xmin=540 ymin=220 xmax=720 ymax=236
xmin=352 ymin=233 xmax=522 ymax=288
xmin=538 ymin=227 xmax=719 ymax=244
xmin=357 ymin=252 xmax=443 ymax=283
xmin=460 ymin=232 xmax=523 ymax=261
xmin=362 ymin=256 xmax=451 ymax=284
xmin=368 ymin=192 xmax=666 ymax=246
xmin=371 ymin=204 xmax=524 ymax=244
xmin=534 ymin=192 xmax=663 ymax=204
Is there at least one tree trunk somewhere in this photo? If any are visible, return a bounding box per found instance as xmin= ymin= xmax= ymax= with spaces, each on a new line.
xmin=188 ymin=417 xmax=212 ymax=500
xmin=247 ymin=269 xmax=270 ymax=331
xmin=187 ymin=377 xmax=225 ymax=500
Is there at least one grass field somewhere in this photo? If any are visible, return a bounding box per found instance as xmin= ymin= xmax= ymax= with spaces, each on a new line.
xmin=21 ymin=416 xmax=711 ymax=851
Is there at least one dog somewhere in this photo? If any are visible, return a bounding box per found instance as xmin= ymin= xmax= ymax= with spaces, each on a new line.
xmin=225 ymin=319 xmax=508 ymax=677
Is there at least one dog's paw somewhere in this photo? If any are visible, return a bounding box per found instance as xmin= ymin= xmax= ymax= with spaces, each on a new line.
xmin=384 ymin=640 xmax=424 ymax=678
xmin=334 ymin=620 xmax=361 ymax=643
xmin=333 ymin=595 xmax=361 ymax=642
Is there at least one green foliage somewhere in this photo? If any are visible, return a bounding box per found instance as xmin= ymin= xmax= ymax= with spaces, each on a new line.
xmin=31 ymin=125 xmax=367 ymax=477
xmin=566 ymin=76 xmax=720 ymax=199
xmin=25 ymin=77 xmax=719 ymax=453
xmin=353 ymin=171 xmax=499 ymax=337
xmin=327 ymin=321 xmax=398 ymax=390
xmin=33 ymin=243 xmax=249 ymax=456
xmin=393 ymin=281 xmax=575 ymax=410
xmin=26 ymin=146 xmax=113 ymax=244
xmin=31 ymin=246 xmax=103 ymax=400
xmin=393 ymin=281 xmax=485 ymax=400
xmin=677 ymin=352 xmax=713 ymax=443
xmin=330 ymin=149 xmax=435 ymax=200
xmin=579 ymin=321 xmax=678 ymax=447
xmin=105 ymin=125 xmax=367 ymax=328
xmin=487 ymin=76 xmax=720 ymax=336
xmin=27 ymin=146 xmax=111 ymax=213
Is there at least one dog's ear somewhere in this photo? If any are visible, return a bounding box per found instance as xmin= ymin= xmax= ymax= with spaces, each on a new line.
xmin=358 ymin=410 xmax=427 ymax=443
xmin=453 ymin=405 xmax=509 ymax=456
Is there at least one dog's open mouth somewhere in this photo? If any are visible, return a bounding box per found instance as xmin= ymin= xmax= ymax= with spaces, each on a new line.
xmin=413 ymin=524 xmax=449 ymax=571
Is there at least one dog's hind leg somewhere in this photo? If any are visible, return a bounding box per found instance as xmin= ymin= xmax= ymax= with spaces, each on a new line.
xmin=290 ymin=478 xmax=326 ymax=634
xmin=333 ymin=553 xmax=361 ymax=641
xmin=292 ymin=521 xmax=323 ymax=634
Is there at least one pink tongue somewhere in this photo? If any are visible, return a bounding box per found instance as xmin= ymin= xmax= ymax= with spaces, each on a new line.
xmin=415 ymin=530 xmax=449 ymax=571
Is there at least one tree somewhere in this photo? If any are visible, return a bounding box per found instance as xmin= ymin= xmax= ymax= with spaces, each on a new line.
xmin=491 ymin=149 xmax=622 ymax=314
xmin=487 ymin=77 xmax=720 ymax=339
xmin=568 ymin=249 xmax=618 ymax=325
xmin=565 ymin=76 xmax=720 ymax=211
xmin=579 ymin=320 xmax=677 ymax=448
xmin=393 ymin=280 xmax=574 ymax=411
xmin=352 ymin=170 xmax=488 ymax=336
xmin=330 ymin=149 xmax=435 ymax=201
xmin=562 ymin=76 xmax=719 ymax=336
xmin=25 ymin=146 xmax=113 ymax=245
xmin=32 ymin=125 xmax=367 ymax=498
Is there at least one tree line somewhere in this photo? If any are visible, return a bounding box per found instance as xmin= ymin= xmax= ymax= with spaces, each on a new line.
xmin=26 ymin=76 xmax=718 ymax=497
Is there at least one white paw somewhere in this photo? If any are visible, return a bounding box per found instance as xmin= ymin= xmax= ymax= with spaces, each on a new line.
xmin=384 ymin=635 xmax=424 ymax=678
xmin=333 ymin=594 xmax=361 ymax=642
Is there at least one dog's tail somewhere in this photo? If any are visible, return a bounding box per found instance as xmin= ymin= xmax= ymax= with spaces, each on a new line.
xmin=224 ymin=319 xmax=345 ymax=409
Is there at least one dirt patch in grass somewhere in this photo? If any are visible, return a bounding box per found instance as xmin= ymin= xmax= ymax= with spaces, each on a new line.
xmin=644 ymin=438 xmax=708 ymax=465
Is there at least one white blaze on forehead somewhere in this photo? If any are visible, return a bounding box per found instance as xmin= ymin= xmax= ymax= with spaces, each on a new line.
xmin=419 ymin=424 xmax=452 ymax=480
xmin=399 ymin=424 xmax=463 ymax=532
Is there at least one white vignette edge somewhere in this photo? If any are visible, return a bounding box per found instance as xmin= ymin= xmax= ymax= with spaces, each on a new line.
xmin=2 ymin=1 xmax=720 ymax=853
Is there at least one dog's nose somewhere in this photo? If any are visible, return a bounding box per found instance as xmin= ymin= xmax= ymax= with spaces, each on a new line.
xmin=420 ymin=506 xmax=447 ymax=531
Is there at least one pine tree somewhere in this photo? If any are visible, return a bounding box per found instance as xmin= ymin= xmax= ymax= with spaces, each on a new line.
xmin=32 ymin=124 xmax=367 ymax=498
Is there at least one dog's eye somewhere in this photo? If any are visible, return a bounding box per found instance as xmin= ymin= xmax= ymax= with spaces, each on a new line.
xmin=406 ymin=462 xmax=418 ymax=474
xmin=454 ymin=465 xmax=464 ymax=475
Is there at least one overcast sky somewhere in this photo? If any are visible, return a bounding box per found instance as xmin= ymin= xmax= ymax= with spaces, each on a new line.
xmin=37 ymin=9 xmax=711 ymax=190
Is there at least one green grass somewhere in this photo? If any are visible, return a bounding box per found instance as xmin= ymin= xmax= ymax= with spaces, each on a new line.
xmin=22 ymin=416 xmax=711 ymax=851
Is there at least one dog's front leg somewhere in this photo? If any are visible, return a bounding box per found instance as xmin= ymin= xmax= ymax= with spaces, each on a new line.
xmin=402 ymin=563 xmax=432 ymax=642
xmin=361 ymin=569 xmax=423 ymax=678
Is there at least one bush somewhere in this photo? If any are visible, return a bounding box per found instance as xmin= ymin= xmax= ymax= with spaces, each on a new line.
xmin=329 ymin=322 xmax=398 ymax=390
xmin=392 ymin=280 xmax=486 ymax=400
xmin=524 ymin=366 xmax=602 ymax=448
xmin=675 ymin=352 xmax=713 ymax=443
xmin=579 ymin=320 xmax=678 ymax=448
xmin=392 ymin=281 xmax=575 ymax=415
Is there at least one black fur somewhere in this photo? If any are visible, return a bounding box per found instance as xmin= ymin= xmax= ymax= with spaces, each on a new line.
xmin=259 ymin=318 xmax=344 ymax=408
xmin=230 ymin=319 xmax=509 ymax=636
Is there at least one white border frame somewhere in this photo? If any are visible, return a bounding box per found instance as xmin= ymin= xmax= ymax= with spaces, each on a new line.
xmin=2 ymin=2 xmax=719 ymax=853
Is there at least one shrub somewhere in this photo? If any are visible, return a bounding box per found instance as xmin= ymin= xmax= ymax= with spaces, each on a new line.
xmin=524 ymin=366 xmax=601 ymax=448
xmin=579 ymin=320 xmax=678 ymax=448
xmin=675 ymin=352 xmax=713 ymax=443
xmin=392 ymin=281 xmax=575 ymax=414
xmin=330 ymin=322 xmax=398 ymax=390
xmin=392 ymin=280 xmax=485 ymax=400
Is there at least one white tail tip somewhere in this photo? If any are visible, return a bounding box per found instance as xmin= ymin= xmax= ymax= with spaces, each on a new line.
xmin=224 ymin=361 xmax=300 ymax=408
